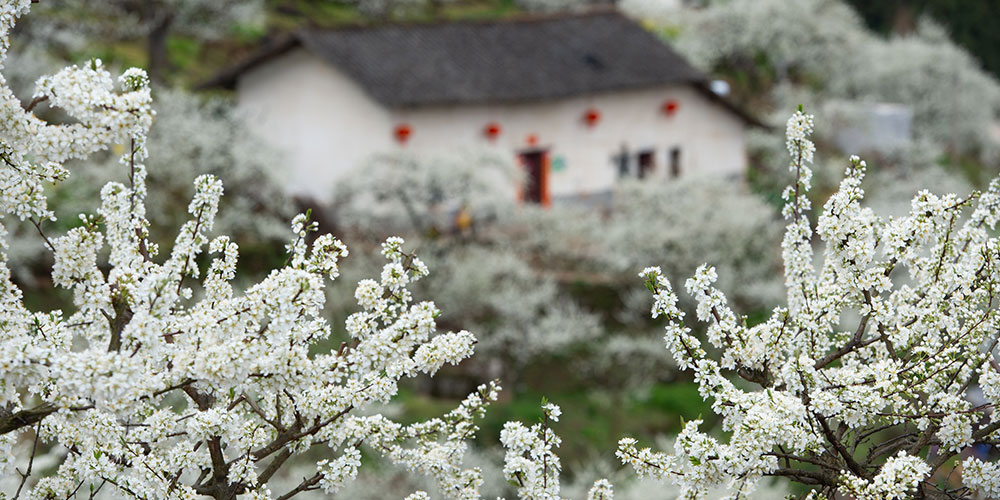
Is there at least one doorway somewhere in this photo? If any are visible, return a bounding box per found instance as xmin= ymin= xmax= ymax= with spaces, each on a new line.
xmin=518 ymin=149 xmax=550 ymax=206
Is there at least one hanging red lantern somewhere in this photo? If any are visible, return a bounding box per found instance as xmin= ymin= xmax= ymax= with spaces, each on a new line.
xmin=662 ymin=99 xmax=680 ymax=116
xmin=394 ymin=123 xmax=412 ymax=143
xmin=484 ymin=122 xmax=502 ymax=140
xmin=583 ymin=108 xmax=601 ymax=127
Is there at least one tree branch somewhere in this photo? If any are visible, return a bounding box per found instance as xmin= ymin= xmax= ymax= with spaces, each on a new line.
xmin=275 ymin=472 xmax=322 ymax=500
xmin=0 ymin=403 xmax=56 ymax=436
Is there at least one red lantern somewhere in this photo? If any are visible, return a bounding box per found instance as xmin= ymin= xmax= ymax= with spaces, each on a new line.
xmin=583 ymin=108 xmax=601 ymax=127
xmin=662 ymin=99 xmax=680 ymax=116
xmin=526 ymin=134 xmax=539 ymax=146
xmin=394 ymin=123 xmax=412 ymax=143
xmin=484 ymin=122 xmax=502 ymax=140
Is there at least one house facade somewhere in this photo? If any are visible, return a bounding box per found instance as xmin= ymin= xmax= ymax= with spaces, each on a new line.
xmin=203 ymin=10 xmax=757 ymax=204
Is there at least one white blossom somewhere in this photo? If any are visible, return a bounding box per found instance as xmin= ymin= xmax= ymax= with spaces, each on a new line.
xmin=0 ymin=4 xmax=500 ymax=499
xmin=621 ymin=108 xmax=1000 ymax=498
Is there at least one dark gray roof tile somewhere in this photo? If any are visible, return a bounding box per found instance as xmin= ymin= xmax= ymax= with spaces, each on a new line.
xmin=202 ymin=11 xmax=709 ymax=108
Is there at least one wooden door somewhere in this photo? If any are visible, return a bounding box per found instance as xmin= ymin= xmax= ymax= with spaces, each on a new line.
xmin=518 ymin=150 xmax=550 ymax=206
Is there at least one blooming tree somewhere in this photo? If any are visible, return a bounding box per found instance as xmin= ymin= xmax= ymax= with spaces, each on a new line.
xmin=514 ymin=177 xmax=783 ymax=388
xmin=829 ymin=19 xmax=1000 ymax=162
xmin=0 ymin=2 xmax=503 ymax=499
xmin=12 ymin=0 xmax=1000 ymax=498
xmin=674 ymin=0 xmax=865 ymax=89
xmin=533 ymin=177 xmax=782 ymax=312
xmin=331 ymin=153 xmax=677 ymax=388
xmin=513 ymin=0 xmax=611 ymax=13
xmin=674 ymin=0 xmax=1000 ymax=164
xmin=4 ymin=88 xmax=294 ymax=282
xmin=614 ymin=110 xmax=1000 ymax=499
xmin=21 ymin=0 xmax=263 ymax=81
xmin=500 ymin=403 xmax=613 ymax=500
xmin=331 ymin=153 xmax=614 ymax=389
xmin=332 ymin=150 xmax=519 ymax=238
xmin=346 ymin=0 xmax=611 ymax=18
xmin=347 ymin=0 xmax=460 ymax=20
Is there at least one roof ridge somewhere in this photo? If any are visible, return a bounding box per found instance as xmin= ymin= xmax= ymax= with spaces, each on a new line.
xmin=196 ymin=6 xmax=763 ymax=129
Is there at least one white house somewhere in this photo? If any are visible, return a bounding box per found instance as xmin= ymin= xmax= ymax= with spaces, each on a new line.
xmin=202 ymin=9 xmax=761 ymax=205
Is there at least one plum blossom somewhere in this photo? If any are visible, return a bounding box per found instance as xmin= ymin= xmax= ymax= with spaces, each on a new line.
xmin=623 ymin=110 xmax=1000 ymax=499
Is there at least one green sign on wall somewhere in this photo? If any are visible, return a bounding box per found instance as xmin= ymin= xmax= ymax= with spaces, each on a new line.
xmin=551 ymin=155 xmax=566 ymax=172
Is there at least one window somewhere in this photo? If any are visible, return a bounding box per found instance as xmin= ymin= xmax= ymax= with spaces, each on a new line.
xmin=669 ymin=147 xmax=681 ymax=178
xmin=615 ymin=146 xmax=668 ymax=180
xmin=613 ymin=145 xmax=631 ymax=179
xmin=637 ymin=150 xmax=655 ymax=179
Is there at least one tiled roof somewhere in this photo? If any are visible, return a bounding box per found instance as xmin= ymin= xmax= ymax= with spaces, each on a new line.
xmin=201 ymin=10 xmax=708 ymax=108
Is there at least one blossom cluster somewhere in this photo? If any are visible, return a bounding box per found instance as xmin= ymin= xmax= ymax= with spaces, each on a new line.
xmin=500 ymin=402 xmax=615 ymax=500
xmin=10 ymin=1 xmax=1000 ymax=498
xmin=676 ymin=0 xmax=1000 ymax=162
xmin=0 ymin=3 xmax=500 ymax=499
xmin=1 ymin=0 xmax=152 ymax=222
xmin=621 ymin=110 xmax=1000 ymax=498
xmin=330 ymin=153 xmax=612 ymax=384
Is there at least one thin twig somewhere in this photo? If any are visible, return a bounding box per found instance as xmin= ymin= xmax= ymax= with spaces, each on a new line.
xmin=24 ymin=95 xmax=47 ymax=113
xmin=12 ymin=421 xmax=42 ymax=500
xmin=30 ymin=217 xmax=55 ymax=253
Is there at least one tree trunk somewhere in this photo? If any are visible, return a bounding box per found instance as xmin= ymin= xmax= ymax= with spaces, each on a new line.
xmin=147 ymin=14 xmax=172 ymax=83
xmin=891 ymin=1 xmax=917 ymax=35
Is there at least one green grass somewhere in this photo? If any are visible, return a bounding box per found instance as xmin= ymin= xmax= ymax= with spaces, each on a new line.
xmin=394 ymin=378 xmax=714 ymax=466
xmin=20 ymin=281 xmax=74 ymax=313
xmin=938 ymin=151 xmax=990 ymax=189
xmin=167 ymin=36 xmax=202 ymax=74
xmin=636 ymin=383 xmax=715 ymax=430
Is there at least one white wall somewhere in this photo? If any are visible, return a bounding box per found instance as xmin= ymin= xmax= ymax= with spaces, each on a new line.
xmin=400 ymin=85 xmax=747 ymax=199
xmin=237 ymin=48 xmax=393 ymax=202
xmin=237 ymin=48 xmax=748 ymax=203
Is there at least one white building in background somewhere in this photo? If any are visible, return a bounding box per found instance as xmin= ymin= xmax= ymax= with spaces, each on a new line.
xmin=828 ymin=101 xmax=914 ymax=156
xmin=202 ymin=8 xmax=761 ymax=205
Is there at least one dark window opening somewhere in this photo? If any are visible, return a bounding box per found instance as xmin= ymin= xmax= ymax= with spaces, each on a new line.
xmin=669 ymin=147 xmax=682 ymax=178
xmin=614 ymin=145 xmax=630 ymax=178
xmin=637 ymin=150 xmax=655 ymax=179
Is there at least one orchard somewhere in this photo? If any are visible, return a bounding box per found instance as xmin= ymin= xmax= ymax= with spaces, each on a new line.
xmin=3 ymin=1 xmax=1000 ymax=499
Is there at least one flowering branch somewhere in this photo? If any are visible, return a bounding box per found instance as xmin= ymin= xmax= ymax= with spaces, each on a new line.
xmin=622 ymin=110 xmax=1000 ymax=499
xmin=0 ymin=3 xmax=499 ymax=499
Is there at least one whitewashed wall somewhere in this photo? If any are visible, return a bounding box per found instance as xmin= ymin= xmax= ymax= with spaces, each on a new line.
xmin=237 ymin=48 xmax=394 ymax=202
xmin=237 ymin=48 xmax=748 ymax=202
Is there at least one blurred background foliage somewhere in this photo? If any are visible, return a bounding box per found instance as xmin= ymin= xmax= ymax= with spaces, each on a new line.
xmin=843 ymin=0 xmax=1000 ymax=80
